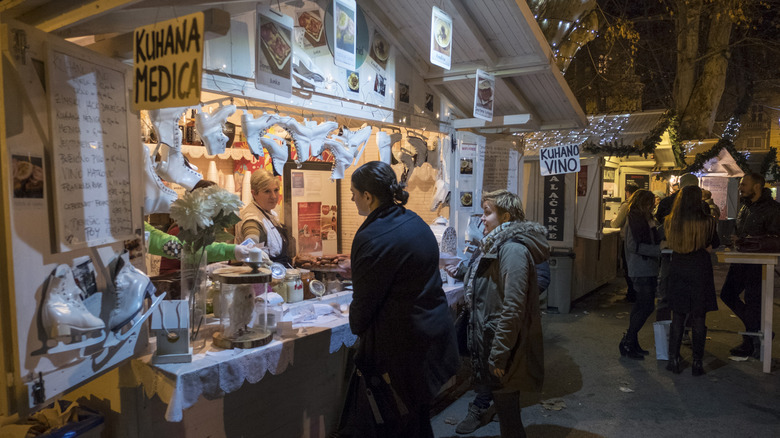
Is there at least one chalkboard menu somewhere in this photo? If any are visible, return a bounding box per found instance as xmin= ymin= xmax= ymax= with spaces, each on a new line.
xmin=48 ymin=46 xmax=133 ymax=252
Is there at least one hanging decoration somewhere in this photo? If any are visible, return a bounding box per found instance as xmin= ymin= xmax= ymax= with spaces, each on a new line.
xmin=581 ymin=111 xmax=683 ymax=164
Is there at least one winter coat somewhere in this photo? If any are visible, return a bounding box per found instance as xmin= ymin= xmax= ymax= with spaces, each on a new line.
xmin=349 ymin=204 xmax=459 ymax=405
xmin=463 ymin=220 xmax=549 ymax=393
xmin=623 ymin=217 xmax=661 ymax=278
xmin=736 ymin=188 xmax=780 ymax=237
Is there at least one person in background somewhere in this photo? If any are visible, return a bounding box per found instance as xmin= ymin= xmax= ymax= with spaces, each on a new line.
xmin=234 ymin=168 xmax=294 ymax=266
xmin=701 ymin=189 xmax=721 ymax=220
xmin=146 ymin=223 xmax=251 ymax=274
xmin=343 ymin=161 xmax=458 ymax=437
xmin=720 ymin=173 xmax=780 ymax=357
xmin=664 ymin=186 xmax=720 ymax=375
xmin=611 ymin=182 xmax=640 ymax=302
xmin=618 ymin=190 xmax=661 ymax=360
xmin=454 ymin=189 xmax=548 ymax=438
xmin=652 ymin=191 xmax=665 ymax=216
xmin=654 ymin=173 xmax=700 ymax=321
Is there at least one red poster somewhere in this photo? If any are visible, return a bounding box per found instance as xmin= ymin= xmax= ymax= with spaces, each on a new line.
xmin=297 ymin=202 xmax=323 ymax=255
xmin=577 ymin=165 xmax=588 ymax=197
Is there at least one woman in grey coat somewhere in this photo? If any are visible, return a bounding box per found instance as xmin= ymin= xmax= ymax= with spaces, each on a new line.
xmin=460 ymin=190 xmax=549 ymax=438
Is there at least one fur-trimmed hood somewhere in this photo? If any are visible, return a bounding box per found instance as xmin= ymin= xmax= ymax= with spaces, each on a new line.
xmin=480 ymin=220 xmax=550 ymax=264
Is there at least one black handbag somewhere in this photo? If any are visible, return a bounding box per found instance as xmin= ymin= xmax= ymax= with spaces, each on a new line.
xmin=736 ymin=235 xmax=780 ymax=253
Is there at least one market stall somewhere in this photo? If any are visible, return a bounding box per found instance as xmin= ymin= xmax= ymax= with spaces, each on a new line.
xmin=1 ymin=0 xmax=586 ymax=435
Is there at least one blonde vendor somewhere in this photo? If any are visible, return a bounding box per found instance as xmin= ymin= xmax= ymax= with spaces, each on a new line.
xmin=235 ymin=169 xmax=294 ymax=266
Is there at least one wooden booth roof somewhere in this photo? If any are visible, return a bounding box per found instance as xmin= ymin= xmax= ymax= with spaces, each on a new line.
xmin=0 ymin=0 xmax=587 ymax=133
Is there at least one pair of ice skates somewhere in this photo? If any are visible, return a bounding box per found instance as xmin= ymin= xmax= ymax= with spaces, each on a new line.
xmin=42 ymin=253 xmax=157 ymax=340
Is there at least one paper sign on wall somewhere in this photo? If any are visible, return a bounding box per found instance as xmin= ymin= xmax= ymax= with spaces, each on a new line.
xmin=540 ymin=144 xmax=581 ymax=176
xmin=430 ymin=6 xmax=452 ymax=70
xmin=333 ymin=0 xmax=357 ymax=70
xmin=473 ymin=69 xmax=494 ymax=121
xmin=133 ymin=12 xmax=204 ymax=111
xmin=256 ymin=7 xmax=293 ymax=97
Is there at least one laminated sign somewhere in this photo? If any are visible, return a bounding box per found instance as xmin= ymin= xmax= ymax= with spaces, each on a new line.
xmin=540 ymin=144 xmax=580 ymax=176
xmin=133 ymin=12 xmax=204 ymax=111
xmin=256 ymin=6 xmax=294 ymax=97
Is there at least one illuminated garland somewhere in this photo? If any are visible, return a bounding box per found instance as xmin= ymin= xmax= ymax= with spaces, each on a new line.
xmin=682 ymin=116 xmax=750 ymax=175
xmin=761 ymin=146 xmax=780 ymax=182
xmin=581 ymin=111 xmax=684 ymax=165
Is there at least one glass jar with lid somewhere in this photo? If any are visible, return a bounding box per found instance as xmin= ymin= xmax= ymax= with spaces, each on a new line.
xmin=285 ymin=269 xmax=303 ymax=303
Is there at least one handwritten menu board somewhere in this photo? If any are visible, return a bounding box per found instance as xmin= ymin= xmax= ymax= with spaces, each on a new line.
xmin=48 ymin=47 xmax=133 ymax=252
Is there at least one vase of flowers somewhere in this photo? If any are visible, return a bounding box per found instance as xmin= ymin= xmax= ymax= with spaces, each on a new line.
xmin=169 ymin=185 xmax=242 ymax=347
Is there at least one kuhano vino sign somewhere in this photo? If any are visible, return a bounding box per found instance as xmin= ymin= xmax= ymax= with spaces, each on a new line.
xmin=133 ymin=12 xmax=204 ymax=111
xmin=540 ymin=144 xmax=581 ymax=176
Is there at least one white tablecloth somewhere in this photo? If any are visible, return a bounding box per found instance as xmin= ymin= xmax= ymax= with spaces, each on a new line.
xmin=129 ymin=293 xmax=357 ymax=422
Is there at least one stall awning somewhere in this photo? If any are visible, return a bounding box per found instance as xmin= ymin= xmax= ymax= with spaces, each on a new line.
xmin=522 ymin=110 xmax=667 ymax=157
xmin=0 ymin=0 xmax=587 ymax=133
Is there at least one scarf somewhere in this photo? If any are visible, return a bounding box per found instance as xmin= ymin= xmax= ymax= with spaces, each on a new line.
xmin=464 ymin=221 xmax=522 ymax=301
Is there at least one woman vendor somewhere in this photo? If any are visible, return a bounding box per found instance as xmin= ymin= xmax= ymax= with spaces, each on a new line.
xmin=234 ymin=168 xmax=294 ymax=266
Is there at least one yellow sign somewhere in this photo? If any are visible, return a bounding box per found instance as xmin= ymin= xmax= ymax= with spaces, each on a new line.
xmin=133 ymin=12 xmax=204 ymax=111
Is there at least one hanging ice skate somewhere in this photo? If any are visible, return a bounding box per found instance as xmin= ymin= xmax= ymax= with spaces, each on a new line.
xmin=196 ymin=104 xmax=237 ymax=155
xmin=242 ymin=111 xmax=282 ymax=158
xmin=149 ymin=107 xmax=202 ymax=190
xmin=338 ymin=125 xmax=372 ymax=165
xmin=259 ymin=134 xmax=291 ymax=176
xmin=320 ymin=138 xmax=355 ymax=180
xmin=281 ymin=117 xmax=339 ymax=165
xmin=376 ymin=130 xmax=402 ymax=165
xmin=143 ymin=144 xmax=177 ymax=214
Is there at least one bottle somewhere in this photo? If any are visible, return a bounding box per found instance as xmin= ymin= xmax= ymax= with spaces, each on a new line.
xmin=285 ymin=270 xmax=303 ymax=303
xmin=185 ymin=109 xmax=201 ymax=145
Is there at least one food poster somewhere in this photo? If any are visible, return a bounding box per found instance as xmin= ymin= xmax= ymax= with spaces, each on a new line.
xmin=256 ymin=6 xmax=293 ymax=97
xmin=12 ymin=155 xmax=44 ymax=199
xmin=397 ymin=82 xmax=410 ymax=107
xmin=473 ymin=69 xmax=495 ymax=121
xmin=459 ymin=142 xmax=478 ymax=210
xmin=332 ymin=0 xmax=357 ymax=70
xmin=320 ymin=204 xmax=338 ymax=242
xmin=373 ymin=71 xmax=387 ymax=97
xmin=297 ymin=202 xmax=323 ymax=256
xmin=367 ymin=30 xmax=390 ymax=71
xmin=346 ymin=69 xmax=360 ymax=96
xmin=288 ymin=168 xmax=339 ymax=256
xmin=430 ymin=6 xmax=452 ymax=70
xmin=297 ymin=9 xmax=327 ymax=49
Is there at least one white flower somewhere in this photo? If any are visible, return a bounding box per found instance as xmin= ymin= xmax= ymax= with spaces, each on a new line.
xmin=170 ymin=190 xmax=213 ymax=232
xmin=203 ymin=185 xmax=243 ymax=216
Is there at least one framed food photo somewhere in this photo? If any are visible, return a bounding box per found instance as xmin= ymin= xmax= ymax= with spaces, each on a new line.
xmin=256 ymin=6 xmax=293 ymax=96
xmin=297 ymin=9 xmax=326 ymax=48
xmin=283 ymin=161 xmax=341 ymax=256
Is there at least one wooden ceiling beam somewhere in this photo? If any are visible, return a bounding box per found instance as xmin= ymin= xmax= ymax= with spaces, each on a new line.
xmin=85 ymin=8 xmax=230 ymax=60
xmin=359 ymin=0 xmax=431 ymax=78
xmin=15 ymin=0 xmax=142 ymax=33
xmin=445 ymin=0 xmax=498 ymax=65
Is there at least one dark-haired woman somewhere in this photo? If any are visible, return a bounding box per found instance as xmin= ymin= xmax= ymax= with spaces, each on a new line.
xmin=343 ymin=161 xmax=458 ymax=437
xmin=619 ymin=189 xmax=662 ymax=359
xmin=664 ymin=185 xmax=720 ymax=375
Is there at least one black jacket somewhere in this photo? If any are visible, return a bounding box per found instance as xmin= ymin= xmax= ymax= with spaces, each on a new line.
xmin=736 ymin=188 xmax=780 ymax=237
xmin=350 ymin=204 xmax=459 ymax=405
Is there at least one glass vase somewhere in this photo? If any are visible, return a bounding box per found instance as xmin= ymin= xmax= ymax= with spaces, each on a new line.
xmin=181 ymin=246 xmax=208 ymax=350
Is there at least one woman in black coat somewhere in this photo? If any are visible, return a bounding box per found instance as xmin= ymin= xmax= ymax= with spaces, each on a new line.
xmin=664 ymin=185 xmax=720 ymax=375
xmin=345 ymin=161 xmax=459 ymax=437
